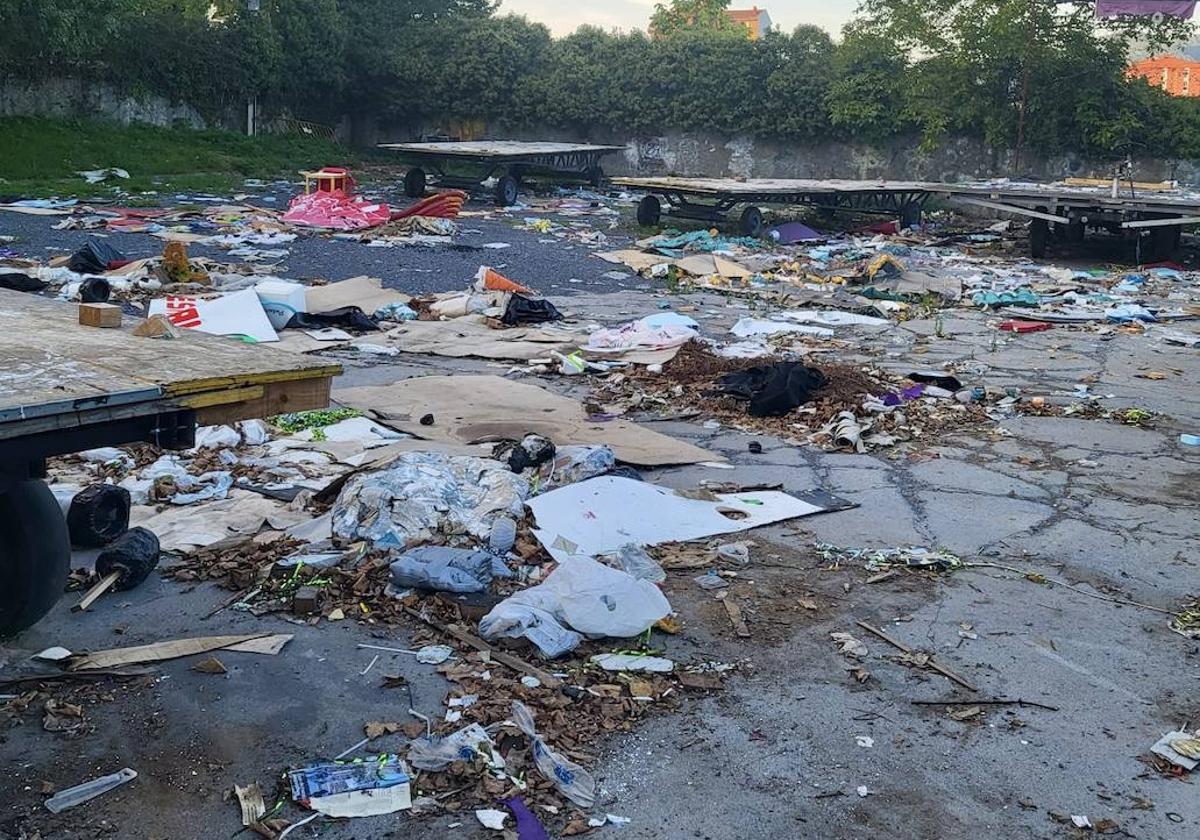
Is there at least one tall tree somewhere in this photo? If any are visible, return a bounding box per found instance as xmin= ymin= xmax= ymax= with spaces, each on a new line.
xmin=650 ymin=0 xmax=744 ymax=38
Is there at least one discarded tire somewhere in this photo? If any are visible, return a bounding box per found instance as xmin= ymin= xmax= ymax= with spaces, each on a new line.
xmin=740 ymin=206 xmax=765 ymax=238
xmin=0 ymin=479 xmax=71 ymax=637
xmin=79 ymin=276 xmax=112 ymax=304
xmin=66 ymin=484 xmax=131 ymax=548
xmin=636 ymin=195 xmax=662 ymax=227
xmin=95 ymin=527 xmax=161 ymax=591
xmin=404 ymin=168 xmax=427 ymax=198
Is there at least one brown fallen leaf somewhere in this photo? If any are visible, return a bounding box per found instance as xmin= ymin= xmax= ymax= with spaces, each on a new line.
xmin=799 ymin=598 xmax=819 ymax=611
xmin=1094 ymin=818 xmax=1119 ymax=834
xmin=949 ymin=705 xmax=983 ymax=721
xmin=192 ymin=656 xmax=228 ymax=675
xmin=849 ymin=667 xmax=871 ymax=684
xmin=628 ymin=680 xmax=654 ymax=699
xmin=40 ymin=780 xmax=55 ymax=795
xmin=1136 ymin=371 xmax=1168 ymax=380
xmin=364 ymin=721 xmax=403 ymax=740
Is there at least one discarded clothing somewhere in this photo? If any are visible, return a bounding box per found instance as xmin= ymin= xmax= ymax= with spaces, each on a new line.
xmin=331 ymin=452 xmax=529 ymax=550
xmin=718 ymin=362 xmax=827 ymax=417
xmin=389 ymin=547 xmax=513 ymax=594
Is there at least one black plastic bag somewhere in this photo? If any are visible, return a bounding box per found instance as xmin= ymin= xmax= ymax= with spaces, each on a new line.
xmin=0 ymin=270 xmax=46 ymax=293
xmin=67 ymin=484 xmax=131 ymax=548
xmin=908 ymin=371 xmax=962 ymax=391
xmin=719 ymin=362 xmax=827 ymax=417
xmin=285 ymin=306 xmax=379 ymax=333
xmin=68 ymin=238 xmax=125 ymax=275
xmin=502 ymin=294 xmax=562 ymax=326
xmin=493 ymin=434 xmax=556 ymax=473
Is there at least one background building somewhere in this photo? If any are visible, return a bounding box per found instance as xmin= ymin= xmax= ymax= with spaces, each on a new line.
xmin=726 ymin=6 xmax=772 ymax=39
xmin=1128 ymin=54 xmax=1200 ymax=97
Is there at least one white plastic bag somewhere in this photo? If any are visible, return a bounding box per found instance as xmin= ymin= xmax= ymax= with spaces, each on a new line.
xmin=479 ymin=557 xmax=670 ymax=657
xmin=407 ymin=723 xmax=503 ymax=772
xmin=512 ymin=701 xmax=596 ymax=808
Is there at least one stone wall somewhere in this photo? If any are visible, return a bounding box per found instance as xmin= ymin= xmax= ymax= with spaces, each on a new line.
xmin=367 ymin=118 xmax=1200 ymax=186
xmin=1 ymin=77 xmax=207 ymax=129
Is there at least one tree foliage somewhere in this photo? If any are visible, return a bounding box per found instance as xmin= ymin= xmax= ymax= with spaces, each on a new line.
xmin=650 ymin=0 xmax=744 ymax=38
xmin=2 ymin=0 xmax=1199 ymax=160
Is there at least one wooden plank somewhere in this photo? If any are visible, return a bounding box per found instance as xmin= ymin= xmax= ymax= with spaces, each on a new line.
xmin=1063 ymin=177 xmax=1176 ymax=191
xmin=196 ymin=377 xmax=332 ymax=426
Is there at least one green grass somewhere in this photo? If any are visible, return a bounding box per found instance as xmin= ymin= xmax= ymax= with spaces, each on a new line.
xmin=0 ymin=117 xmax=382 ymax=199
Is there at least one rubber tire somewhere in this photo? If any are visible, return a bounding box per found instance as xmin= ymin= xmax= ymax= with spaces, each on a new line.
xmin=404 ymin=168 xmax=426 ymax=198
xmin=494 ymin=175 xmax=519 ymax=207
xmin=1150 ymin=225 xmax=1178 ymax=261
xmin=740 ymin=206 xmax=765 ymax=238
xmin=1030 ymin=219 xmax=1049 ymax=259
xmin=96 ymin=527 xmax=161 ymax=592
xmin=637 ymin=195 xmax=662 ymax=227
xmin=900 ymin=202 xmax=922 ymax=230
xmin=0 ymin=479 xmax=71 ymax=637
xmin=587 ymin=165 xmax=605 ymax=188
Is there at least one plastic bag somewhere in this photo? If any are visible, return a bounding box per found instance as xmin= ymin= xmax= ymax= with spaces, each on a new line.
xmin=533 ymin=445 xmax=615 ymax=492
xmin=611 ymin=543 xmax=665 ymax=584
xmin=68 ymin=239 xmax=124 ymax=275
xmin=501 ymin=295 xmax=562 ymax=326
xmin=332 ymin=452 xmax=529 ymax=549
xmin=389 ymin=547 xmax=513 ymax=594
xmin=408 ymin=723 xmax=503 ymax=772
xmin=479 ymin=557 xmax=670 ymax=657
xmin=512 ymin=701 xmax=596 ymax=808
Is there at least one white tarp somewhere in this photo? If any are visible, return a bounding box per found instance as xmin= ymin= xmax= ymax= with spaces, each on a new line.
xmin=526 ymin=476 xmax=825 ymax=563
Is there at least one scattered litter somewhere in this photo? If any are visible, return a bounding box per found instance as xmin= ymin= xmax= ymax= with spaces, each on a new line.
xmin=289 ymin=754 xmax=412 ymax=817
xmin=44 ymin=768 xmax=137 ymax=814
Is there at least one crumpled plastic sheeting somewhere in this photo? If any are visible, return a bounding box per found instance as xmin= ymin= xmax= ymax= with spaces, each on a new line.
xmin=282 ymin=191 xmax=391 ymax=230
xmin=389 ymin=546 xmax=513 ymax=594
xmin=332 ymin=452 xmax=529 ymax=549
xmin=478 ymin=556 xmax=671 ymax=658
xmin=532 ymin=445 xmax=615 ymax=493
xmin=586 ymin=321 xmax=695 ymax=352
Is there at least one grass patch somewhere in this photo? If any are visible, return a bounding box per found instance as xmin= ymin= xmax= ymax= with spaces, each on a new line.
xmin=0 ymin=117 xmax=384 ymax=199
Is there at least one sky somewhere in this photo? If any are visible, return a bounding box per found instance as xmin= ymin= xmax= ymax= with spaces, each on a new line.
xmin=496 ymin=0 xmax=861 ymax=38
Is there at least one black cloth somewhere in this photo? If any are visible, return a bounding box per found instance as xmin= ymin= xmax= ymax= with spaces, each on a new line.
xmin=718 ymin=362 xmax=827 ymax=417
xmin=285 ymin=306 xmax=380 ymax=332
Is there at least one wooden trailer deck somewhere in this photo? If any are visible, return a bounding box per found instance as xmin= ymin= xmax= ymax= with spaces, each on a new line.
xmin=0 ymin=290 xmax=340 ymax=461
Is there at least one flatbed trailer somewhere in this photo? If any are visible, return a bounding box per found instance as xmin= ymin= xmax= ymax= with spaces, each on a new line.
xmin=614 ymin=176 xmax=1200 ymax=259
xmin=379 ymin=141 xmax=626 ymax=206
xmin=0 ymin=289 xmax=340 ymax=635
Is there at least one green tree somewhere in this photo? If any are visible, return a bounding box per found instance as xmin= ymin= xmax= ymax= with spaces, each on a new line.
xmin=649 ymin=0 xmax=744 ymax=38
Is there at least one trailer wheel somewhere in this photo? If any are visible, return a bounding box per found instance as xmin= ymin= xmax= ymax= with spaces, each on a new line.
xmin=740 ymin=206 xmax=765 ymax=238
xmin=636 ymin=195 xmax=662 ymax=227
xmin=404 ymin=168 xmax=427 ymax=198
xmin=1150 ymin=225 xmax=1179 ymax=261
xmin=900 ymin=202 xmax=922 ymax=230
xmin=586 ymin=165 xmax=605 ymax=188
xmin=1030 ymin=219 xmax=1049 ymax=259
xmin=0 ymin=479 xmax=71 ymax=637
xmin=494 ymin=175 xmax=520 ymax=207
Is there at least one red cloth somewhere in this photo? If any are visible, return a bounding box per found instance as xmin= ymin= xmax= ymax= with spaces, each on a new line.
xmin=999 ymin=320 xmax=1052 ymax=333
xmin=282 ymin=190 xmax=391 ymax=230
xmin=392 ymin=190 xmax=468 ymax=220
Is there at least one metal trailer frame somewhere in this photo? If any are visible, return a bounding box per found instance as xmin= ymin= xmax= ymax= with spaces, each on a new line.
xmin=931 ymin=185 xmax=1200 ymax=261
xmin=611 ymin=177 xmax=933 ymax=237
xmin=614 ymin=176 xmax=1200 ymax=258
xmin=379 ymin=141 xmax=626 ymax=206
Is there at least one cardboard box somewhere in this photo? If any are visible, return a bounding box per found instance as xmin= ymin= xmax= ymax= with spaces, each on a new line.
xmin=79 ymin=302 xmax=122 ymax=328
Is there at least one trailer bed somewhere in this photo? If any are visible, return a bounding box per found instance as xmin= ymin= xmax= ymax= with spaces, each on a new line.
xmin=0 ymin=290 xmax=340 ymax=460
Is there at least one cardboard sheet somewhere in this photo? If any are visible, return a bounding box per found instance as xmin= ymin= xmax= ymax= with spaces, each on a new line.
xmin=596 ymin=250 xmax=751 ymax=279
xmin=335 ymin=375 xmax=718 ymax=467
xmin=68 ymin=634 xmax=293 ymax=671
xmin=527 ymin=476 xmax=825 ymax=563
xmin=356 ymin=317 xmax=589 ymax=361
xmin=148 ymin=288 xmax=278 ymax=344
xmin=131 ymin=492 xmax=313 ymax=552
xmin=305 ymin=275 xmax=410 ymax=316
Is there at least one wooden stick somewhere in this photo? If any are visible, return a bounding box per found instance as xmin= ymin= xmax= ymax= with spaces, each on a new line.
xmin=721 ymin=597 xmax=751 ymax=638
xmin=72 ymin=571 xmax=121 ymax=613
xmin=856 ymin=620 xmax=978 ymax=693
xmin=912 ymin=698 xmax=1058 ymax=712
xmin=402 ymin=606 xmax=562 ymax=689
